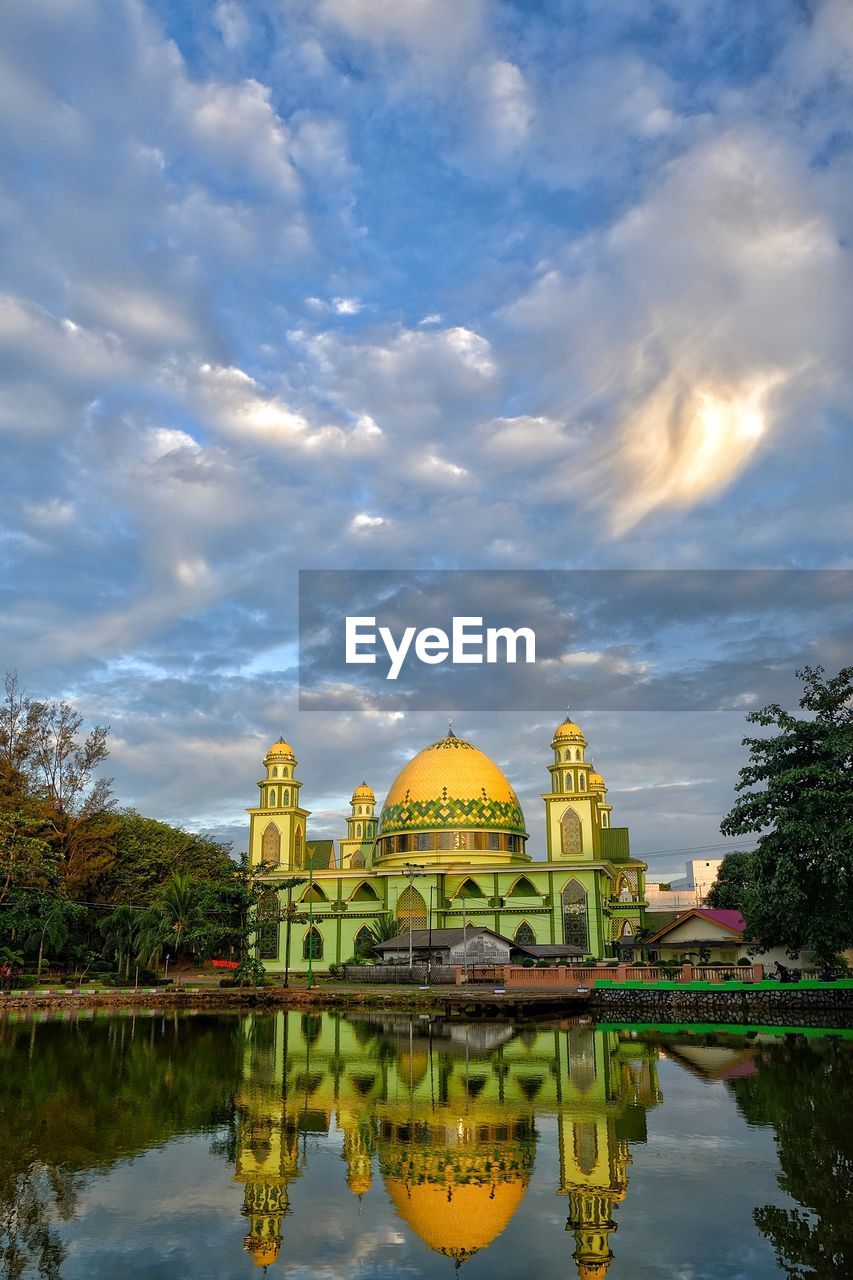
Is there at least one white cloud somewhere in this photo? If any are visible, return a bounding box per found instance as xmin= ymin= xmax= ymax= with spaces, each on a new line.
xmin=178 ymin=77 xmax=301 ymax=197
xmin=316 ymin=0 xmax=486 ymax=66
xmin=350 ymin=512 xmax=386 ymax=531
xmin=333 ymin=296 xmax=362 ymax=315
xmin=505 ymin=127 xmax=853 ymax=530
xmin=212 ymin=1 xmax=250 ymax=51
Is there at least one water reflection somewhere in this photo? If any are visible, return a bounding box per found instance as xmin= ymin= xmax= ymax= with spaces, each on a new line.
xmin=0 ymin=1010 xmax=851 ymax=1279
xmin=233 ymin=1013 xmax=661 ymax=1274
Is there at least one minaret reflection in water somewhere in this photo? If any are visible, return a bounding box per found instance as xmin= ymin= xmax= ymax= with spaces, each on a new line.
xmin=232 ymin=1013 xmax=661 ymax=1274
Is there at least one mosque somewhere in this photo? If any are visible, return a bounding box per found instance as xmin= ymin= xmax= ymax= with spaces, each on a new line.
xmin=247 ymin=713 xmax=648 ymax=973
xmin=233 ymin=1010 xmax=662 ymax=1274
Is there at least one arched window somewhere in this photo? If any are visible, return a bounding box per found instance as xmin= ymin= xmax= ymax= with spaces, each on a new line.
xmin=575 ymin=749 xmax=582 ymax=760
xmin=574 ymin=1123 xmax=598 ymax=1175
xmin=269 ymin=789 xmax=277 ymax=807
xmin=515 ymin=922 xmax=536 ymax=946
xmin=560 ymin=808 xmax=583 ymax=856
xmin=350 ymin=851 xmax=365 ymax=869
xmin=579 ymin=774 xmax=586 ymax=791
xmin=455 ymin=877 xmax=485 ymax=898
xmin=257 ymin=890 xmax=280 ymax=959
xmin=562 ymin=880 xmax=589 ymax=950
xmin=294 ymin=825 xmax=303 ymax=868
xmin=601 ymin=813 xmax=608 ymax=827
xmin=396 ymin=886 xmax=427 ymax=930
xmin=303 ymin=927 xmax=323 ymax=960
xmin=272 ymin=766 xmax=278 ymax=777
xmin=262 ymin=821 xmax=281 ymax=862
xmin=564 ymin=771 xmax=573 ymax=792
xmin=350 ymin=880 xmax=379 ymax=902
xmin=282 ymin=787 xmax=289 ymax=806
xmin=354 ymin=925 xmax=374 ymax=953
xmin=302 ymin=883 xmax=327 ymax=903
xmin=507 ymin=876 xmax=538 ymax=898
xmin=356 ymin=822 xmax=362 ymax=837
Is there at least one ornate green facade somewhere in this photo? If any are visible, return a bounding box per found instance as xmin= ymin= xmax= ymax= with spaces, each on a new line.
xmin=248 ymin=716 xmax=648 ymax=972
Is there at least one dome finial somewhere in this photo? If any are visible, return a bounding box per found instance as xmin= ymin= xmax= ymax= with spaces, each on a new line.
xmin=447 ymin=716 xmax=455 ymax=738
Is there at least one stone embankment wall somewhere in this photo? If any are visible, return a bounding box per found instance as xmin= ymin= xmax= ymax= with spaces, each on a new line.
xmin=590 ymin=984 xmax=853 ymax=1026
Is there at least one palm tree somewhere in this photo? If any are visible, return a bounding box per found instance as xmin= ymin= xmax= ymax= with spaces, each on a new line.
xmin=0 ymin=945 xmax=24 ymax=990
xmin=98 ymin=904 xmax=139 ymax=980
xmin=357 ymin=913 xmax=403 ymax=960
xmin=137 ymin=873 xmax=207 ymax=979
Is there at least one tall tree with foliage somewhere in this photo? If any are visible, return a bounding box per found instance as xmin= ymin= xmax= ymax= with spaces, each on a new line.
xmin=137 ymin=873 xmax=209 ymax=978
xmin=720 ymin=665 xmax=853 ymax=965
xmin=705 ymin=851 xmax=756 ymax=912
xmin=1 ymin=672 xmax=116 ymax=893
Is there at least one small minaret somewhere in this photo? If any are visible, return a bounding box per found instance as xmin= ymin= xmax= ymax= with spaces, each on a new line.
xmin=542 ymin=712 xmax=602 ymax=861
xmin=339 ymin=782 xmax=377 ymax=869
xmin=247 ymin=737 xmax=311 ymax=869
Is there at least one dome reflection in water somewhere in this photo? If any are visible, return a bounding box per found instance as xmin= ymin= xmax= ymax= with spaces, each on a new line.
xmin=234 ymin=1012 xmax=661 ymax=1275
xmin=2 ymin=1010 xmax=851 ymax=1278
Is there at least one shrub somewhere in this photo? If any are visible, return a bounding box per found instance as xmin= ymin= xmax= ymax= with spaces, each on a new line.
xmin=535 ymin=959 xmax=549 ymax=968
xmin=737 ymin=957 xmax=751 ymax=966
xmin=521 ymin=957 xmax=535 ymax=968
xmin=328 ymin=963 xmax=346 ymax=979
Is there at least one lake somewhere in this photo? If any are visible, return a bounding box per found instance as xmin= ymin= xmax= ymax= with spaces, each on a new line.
xmin=0 ymin=1009 xmax=850 ymax=1279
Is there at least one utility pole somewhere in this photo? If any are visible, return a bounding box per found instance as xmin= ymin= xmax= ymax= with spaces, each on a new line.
xmin=462 ymin=894 xmax=468 ymax=979
xmin=307 ymin=863 xmax=315 ymax=989
xmin=427 ymin=884 xmax=434 ymax=985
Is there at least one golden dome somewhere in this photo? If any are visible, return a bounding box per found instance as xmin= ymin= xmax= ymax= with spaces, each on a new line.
xmin=385 ymin=1178 xmax=528 ymax=1261
xmin=245 ymin=1238 xmax=281 ymax=1268
xmin=553 ymin=717 xmax=586 ymax=744
xmin=378 ymin=732 xmax=526 ymax=839
xmin=347 ymin=1170 xmax=373 ymax=1196
xmin=265 ymin=737 xmax=295 ymax=761
xmin=588 ymin=770 xmax=606 ymax=790
xmin=352 ymin=781 xmax=375 ymax=802
xmin=577 ymin=1263 xmax=611 ymax=1280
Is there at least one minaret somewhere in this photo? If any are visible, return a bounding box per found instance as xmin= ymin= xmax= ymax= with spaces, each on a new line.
xmin=234 ymin=1013 xmax=302 ymax=1268
xmin=339 ymin=1104 xmax=376 ymax=1197
xmin=542 ymin=712 xmax=602 ymax=861
xmin=247 ymin=737 xmax=311 ymax=869
xmin=339 ymin=782 xmax=377 ymax=869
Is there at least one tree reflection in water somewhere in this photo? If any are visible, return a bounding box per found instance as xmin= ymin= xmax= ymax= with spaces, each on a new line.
xmin=2 ymin=1010 xmax=851 ymax=1278
xmin=728 ymin=1038 xmax=853 ymax=1280
xmin=0 ymin=1012 xmax=245 ymax=1278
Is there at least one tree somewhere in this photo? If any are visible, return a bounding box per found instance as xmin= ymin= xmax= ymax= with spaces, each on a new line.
xmin=1 ymin=673 xmax=116 ymax=893
xmin=10 ymin=891 xmax=87 ymax=976
xmin=356 ymin=913 xmax=403 ymax=959
xmin=706 ymin=851 xmax=756 ymax=911
xmin=729 ymin=1038 xmax=853 ymax=1279
xmin=98 ymin=905 xmax=140 ymax=981
xmin=720 ymin=665 xmax=853 ymax=965
xmin=103 ymin=812 xmax=237 ymax=905
xmin=136 ymin=873 xmax=208 ymax=978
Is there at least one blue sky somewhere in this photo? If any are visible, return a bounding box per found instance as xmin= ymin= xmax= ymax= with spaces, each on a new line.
xmin=1 ymin=0 xmax=851 ymax=873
